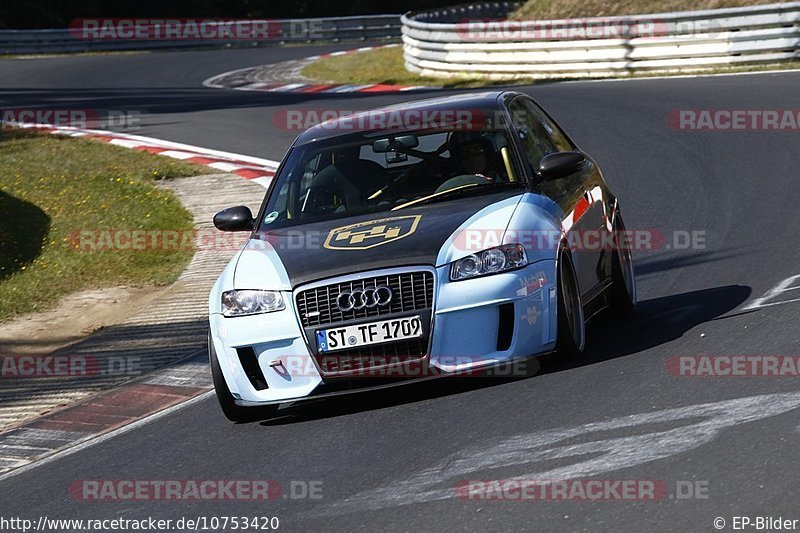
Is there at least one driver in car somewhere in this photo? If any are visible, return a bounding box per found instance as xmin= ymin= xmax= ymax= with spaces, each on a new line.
xmin=453 ymin=139 xmax=495 ymax=179
xmin=435 ymin=132 xmax=504 ymax=193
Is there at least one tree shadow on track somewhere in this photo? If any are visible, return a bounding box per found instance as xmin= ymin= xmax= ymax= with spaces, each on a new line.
xmin=255 ymin=284 xmax=751 ymax=426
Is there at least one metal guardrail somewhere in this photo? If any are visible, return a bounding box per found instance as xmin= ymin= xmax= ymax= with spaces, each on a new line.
xmin=0 ymin=15 xmax=402 ymax=55
xmin=401 ymin=2 xmax=800 ymax=79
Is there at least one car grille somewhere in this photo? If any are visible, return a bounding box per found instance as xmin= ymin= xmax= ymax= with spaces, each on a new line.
xmin=295 ymin=270 xmax=435 ymax=377
xmin=296 ymin=271 xmax=434 ymax=328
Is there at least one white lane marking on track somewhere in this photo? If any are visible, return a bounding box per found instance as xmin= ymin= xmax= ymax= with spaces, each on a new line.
xmin=0 ymin=391 xmax=214 ymax=483
xmin=743 ymin=275 xmax=800 ymax=310
xmin=306 ymin=392 xmax=800 ymax=515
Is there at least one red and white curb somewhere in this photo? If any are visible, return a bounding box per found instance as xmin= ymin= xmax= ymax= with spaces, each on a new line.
xmin=230 ymin=81 xmax=431 ymax=94
xmin=10 ymin=123 xmax=280 ymax=188
xmin=203 ymin=43 xmax=435 ymax=94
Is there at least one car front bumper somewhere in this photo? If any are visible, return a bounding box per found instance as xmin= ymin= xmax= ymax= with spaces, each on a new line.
xmin=210 ymin=260 xmax=558 ymax=405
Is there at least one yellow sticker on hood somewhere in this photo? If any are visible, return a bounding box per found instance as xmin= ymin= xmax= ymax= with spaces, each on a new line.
xmin=324 ymin=215 xmax=422 ymax=250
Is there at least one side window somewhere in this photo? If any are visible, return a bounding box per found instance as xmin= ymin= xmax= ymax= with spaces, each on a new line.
xmin=508 ymin=99 xmax=557 ymax=171
xmin=521 ymin=99 xmax=574 ymax=153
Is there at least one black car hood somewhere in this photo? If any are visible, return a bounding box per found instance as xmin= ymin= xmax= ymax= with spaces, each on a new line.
xmin=243 ymin=190 xmax=523 ymax=288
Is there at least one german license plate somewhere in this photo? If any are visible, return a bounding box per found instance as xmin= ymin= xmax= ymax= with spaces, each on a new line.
xmin=316 ymin=316 xmax=423 ymax=353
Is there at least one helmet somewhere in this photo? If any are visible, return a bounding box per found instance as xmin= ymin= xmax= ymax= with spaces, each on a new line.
xmin=448 ymin=130 xmax=495 ymax=156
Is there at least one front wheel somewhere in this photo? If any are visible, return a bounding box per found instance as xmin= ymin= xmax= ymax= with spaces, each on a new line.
xmin=209 ymin=334 xmax=278 ymax=423
xmin=556 ymin=249 xmax=586 ymax=357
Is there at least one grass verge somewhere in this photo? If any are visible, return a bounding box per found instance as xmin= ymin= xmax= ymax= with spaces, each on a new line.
xmin=0 ymin=128 xmax=208 ymax=322
xmin=511 ymin=0 xmax=782 ymax=19
xmin=302 ymin=46 xmax=494 ymax=89
xmin=301 ymin=45 xmax=799 ymax=88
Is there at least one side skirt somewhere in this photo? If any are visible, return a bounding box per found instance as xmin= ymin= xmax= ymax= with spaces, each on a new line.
xmin=582 ymin=278 xmax=613 ymax=322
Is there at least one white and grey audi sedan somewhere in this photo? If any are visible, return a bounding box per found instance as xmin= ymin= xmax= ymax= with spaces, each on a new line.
xmin=208 ymin=91 xmax=636 ymax=422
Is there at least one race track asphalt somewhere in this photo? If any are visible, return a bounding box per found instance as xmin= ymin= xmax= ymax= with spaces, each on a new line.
xmin=1 ymin=45 xmax=800 ymax=532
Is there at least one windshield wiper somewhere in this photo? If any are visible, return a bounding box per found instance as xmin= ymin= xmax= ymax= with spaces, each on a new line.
xmin=392 ymin=182 xmax=523 ymax=211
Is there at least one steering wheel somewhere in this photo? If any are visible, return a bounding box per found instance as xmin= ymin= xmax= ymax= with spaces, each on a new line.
xmin=368 ymin=165 xmax=415 ymax=203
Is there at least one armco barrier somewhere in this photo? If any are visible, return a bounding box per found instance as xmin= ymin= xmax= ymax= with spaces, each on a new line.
xmin=0 ymin=15 xmax=401 ymax=55
xmin=401 ymin=2 xmax=800 ymax=79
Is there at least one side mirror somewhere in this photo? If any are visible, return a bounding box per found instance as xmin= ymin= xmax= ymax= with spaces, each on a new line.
xmin=213 ymin=206 xmax=254 ymax=232
xmin=538 ymin=151 xmax=587 ymax=181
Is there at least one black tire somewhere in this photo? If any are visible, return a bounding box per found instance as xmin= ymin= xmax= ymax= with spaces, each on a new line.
xmin=609 ymin=213 xmax=637 ymax=316
xmin=556 ymin=249 xmax=586 ymax=357
xmin=209 ymin=335 xmax=278 ymax=423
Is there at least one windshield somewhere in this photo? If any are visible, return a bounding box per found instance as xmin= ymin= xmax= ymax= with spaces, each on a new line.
xmin=259 ymin=125 xmax=523 ymax=229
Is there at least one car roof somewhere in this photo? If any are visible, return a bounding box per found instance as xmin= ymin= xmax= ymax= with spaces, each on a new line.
xmin=292 ymin=90 xmax=517 ymax=146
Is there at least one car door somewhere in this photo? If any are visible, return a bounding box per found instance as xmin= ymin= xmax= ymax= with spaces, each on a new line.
xmin=505 ymin=95 xmax=607 ymax=298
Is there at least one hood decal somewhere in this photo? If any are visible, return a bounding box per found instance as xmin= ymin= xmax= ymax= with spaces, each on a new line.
xmin=241 ymin=191 xmax=525 ymax=288
xmin=323 ymin=215 xmax=422 ymax=250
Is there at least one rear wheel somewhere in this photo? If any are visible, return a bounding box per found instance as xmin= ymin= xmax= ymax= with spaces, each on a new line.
xmin=209 ymin=334 xmax=278 ymax=423
xmin=556 ymin=249 xmax=586 ymax=357
xmin=609 ymin=213 xmax=637 ymax=316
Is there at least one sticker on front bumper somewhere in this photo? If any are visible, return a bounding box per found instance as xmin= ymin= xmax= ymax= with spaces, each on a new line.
xmin=317 ymin=316 xmax=423 ymax=352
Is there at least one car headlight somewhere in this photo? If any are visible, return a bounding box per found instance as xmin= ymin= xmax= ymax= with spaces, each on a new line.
xmin=450 ymin=244 xmax=528 ymax=281
xmin=222 ymin=290 xmax=285 ymax=317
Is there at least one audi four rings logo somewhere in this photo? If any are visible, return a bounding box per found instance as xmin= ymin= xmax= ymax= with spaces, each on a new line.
xmin=337 ymin=286 xmax=393 ymax=312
